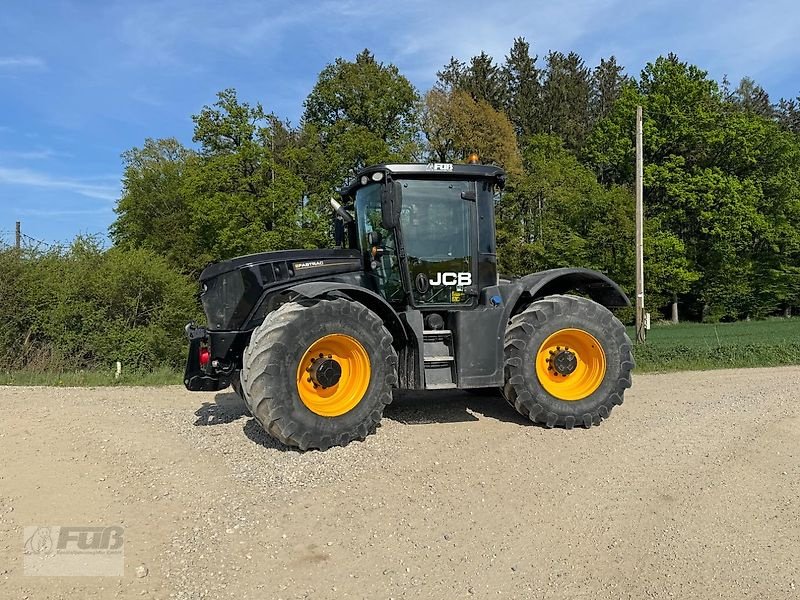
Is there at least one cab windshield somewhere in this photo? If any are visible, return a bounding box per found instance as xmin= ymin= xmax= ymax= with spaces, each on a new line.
xmin=399 ymin=179 xmax=474 ymax=305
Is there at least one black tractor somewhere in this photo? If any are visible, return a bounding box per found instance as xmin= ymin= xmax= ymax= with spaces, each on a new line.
xmin=184 ymin=162 xmax=634 ymax=450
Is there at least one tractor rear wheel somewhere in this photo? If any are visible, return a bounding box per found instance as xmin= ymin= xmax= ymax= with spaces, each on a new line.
xmin=502 ymin=295 xmax=633 ymax=429
xmin=240 ymin=298 xmax=397 ymax=450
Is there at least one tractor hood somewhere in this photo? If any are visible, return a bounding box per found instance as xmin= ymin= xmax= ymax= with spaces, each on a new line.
xmin=199 ymin=249 xmax=363 ymax=331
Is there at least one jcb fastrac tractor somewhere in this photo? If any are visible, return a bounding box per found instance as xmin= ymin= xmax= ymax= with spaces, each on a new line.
xmin=184 ymin=162 xmax=634 ymax=450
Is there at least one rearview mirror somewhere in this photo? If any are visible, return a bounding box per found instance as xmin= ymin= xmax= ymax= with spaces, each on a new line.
xmin=333 ymin=218 xmax=345 ymax=247
xmin=381 ymin=181 xmax=401 ymax=229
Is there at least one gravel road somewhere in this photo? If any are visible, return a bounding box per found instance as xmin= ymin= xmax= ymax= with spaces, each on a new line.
xmin=1 ymin=367 xmax=798 ymax=599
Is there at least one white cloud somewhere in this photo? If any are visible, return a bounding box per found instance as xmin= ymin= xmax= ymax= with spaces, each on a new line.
xmin=0 ymin=56 xmax=45 ymax=69
xmin=0 ymin=148 xmax=63 ymax=160
xmin=0 ymin=166 xmax=119 ymax=201
xmin=18 ymin=207 xmax=112 ymax=217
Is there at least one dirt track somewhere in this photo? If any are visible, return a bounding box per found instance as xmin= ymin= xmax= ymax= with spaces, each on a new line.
xmin=1 ymin=367 xmax=799 ymax=599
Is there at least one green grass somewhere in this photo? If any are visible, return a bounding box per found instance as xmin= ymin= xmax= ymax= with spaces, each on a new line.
xmin=0 ymin=366 xmax=182 ymax=387
xmin=2 ymin=318 xmax=799 ymax=385
xmin=630 ymin=317 xmax=800 ymax=372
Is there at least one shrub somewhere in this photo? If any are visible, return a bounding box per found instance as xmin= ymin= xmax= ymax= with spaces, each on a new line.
xmin=0 ymin=237 xmax=200 ymax=372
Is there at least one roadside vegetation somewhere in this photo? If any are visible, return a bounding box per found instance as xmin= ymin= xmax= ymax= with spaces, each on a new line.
xmin=0 ymin=367 xmax=181 ymax=387
xmin=3 ymin=41 xmax=800 ymax=383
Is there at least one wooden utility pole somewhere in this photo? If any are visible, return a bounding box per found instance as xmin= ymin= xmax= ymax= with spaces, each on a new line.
xmin=635 ymin=106 xmax=646 ymax=343
xmin=15 ymin=221 xmax=21 ymax=250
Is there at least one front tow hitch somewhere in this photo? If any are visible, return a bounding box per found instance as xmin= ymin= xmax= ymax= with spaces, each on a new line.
xmin=183 ymin=322 xmax=230 ymax=391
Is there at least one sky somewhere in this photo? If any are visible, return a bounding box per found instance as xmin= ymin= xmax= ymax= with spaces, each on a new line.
xmin=1 ymin=0 xmax=798 ymax=245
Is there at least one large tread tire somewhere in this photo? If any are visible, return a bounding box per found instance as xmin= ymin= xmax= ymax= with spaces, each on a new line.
xmin=502 ymin=294 xmax=634 ymax=429
xmin=240 ymin=298 xmax=397 ymax=450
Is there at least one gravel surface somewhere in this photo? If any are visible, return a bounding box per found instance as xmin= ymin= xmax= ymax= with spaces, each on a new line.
xmin=1 ymin=367 xmax=798 ymax=599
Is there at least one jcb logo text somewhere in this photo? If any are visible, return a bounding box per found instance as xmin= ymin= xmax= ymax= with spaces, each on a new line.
xmin=429 ymin=272 xmax=471 ymax=287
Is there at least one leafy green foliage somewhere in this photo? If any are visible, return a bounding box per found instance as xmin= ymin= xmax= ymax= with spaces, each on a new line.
xmin=421 ymin=89 xmax=521 ymax=171
xmin=503 ymin=38 xmax=541 ymax=137
xmin=113 ymin=90 xmax=324 ymax=275
xmin=0 ymin=239 xmax=200 ymax=372
xmin=496 ymin=135 xmax=633 ymax=287
xmin=586 ymin=54 xmax=800 ymax=320
xmin=301 ymin=49 xmax=420 ymax=214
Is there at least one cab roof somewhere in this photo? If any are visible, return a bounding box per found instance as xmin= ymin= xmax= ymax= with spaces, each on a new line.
xmin=340 ymin=162 xmax=506 ymax=198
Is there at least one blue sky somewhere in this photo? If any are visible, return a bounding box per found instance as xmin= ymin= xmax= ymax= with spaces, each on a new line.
xmin=1 ymin=0 xmax=798 ymax=245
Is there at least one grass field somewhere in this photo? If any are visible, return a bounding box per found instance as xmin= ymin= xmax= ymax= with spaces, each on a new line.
xmin=0 ymin=366 xmax=182 ymax=387
xmin=2 ymin=318 xmax=799 ymax=385
xmin=631 ymin=317 xmax=800 ymax=372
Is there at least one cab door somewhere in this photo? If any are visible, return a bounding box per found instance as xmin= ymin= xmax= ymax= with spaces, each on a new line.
xmin=398 ymin=178 xmax=477 ymax=307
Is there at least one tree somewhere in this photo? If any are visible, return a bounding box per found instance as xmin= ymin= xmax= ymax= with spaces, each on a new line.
xmin=503 ymin=37 xmax=541 ymax=136
xmin=776 ymin=96 xmax=800 ymax=133
xmin=497 ymin=134 xmax=634 ymax=288
xmin=111 ymin=138 xmax=199 ymax=271
xmin=114 ymin=90 xmax=322 ymax=274
xmin=462 ymin=52 xmax=507 ymax=110
xmin=189 ymin=89 xmax=319 ymax=261
xmin=435 ymin=57 xmax=466 ymax=92
xmin=421 ymin=89 xmax=521 ymax=173
xmin=436 ymin=52 xmax=507 ymax=110
xmin=582 ymin=54 xmax=800 ymax=319
xmin=301 ymin=49 xmax=420 ymax=211
xmin=540 ymin=51 xmax=592 ymax=151
xmin=591 ymin=56 xmax=626 ymax=123
xmin=643 ymin=221 xmax=699 ymax=322
xmin=731 ymin=76 xmax=773 ymax=118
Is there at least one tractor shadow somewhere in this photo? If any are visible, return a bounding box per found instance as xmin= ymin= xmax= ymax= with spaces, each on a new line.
xmin=192 ymin=388 xmax=532 ymax=450
xmin=193 ymin=391 xmax=298 ymax=452
xmin=193 ymin=392 xmax=249 ymax=426
xmin=384 ymin=389 xmax=530 ymax=427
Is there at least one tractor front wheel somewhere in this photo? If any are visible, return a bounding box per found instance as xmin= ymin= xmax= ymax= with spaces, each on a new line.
xmin=240 ymin=298 xmax=397 ymax=450
xmin=502 ymin=295 xmax=634 ymax=429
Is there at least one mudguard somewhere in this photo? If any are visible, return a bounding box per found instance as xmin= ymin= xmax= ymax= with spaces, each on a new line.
xmin=516 ymin=268 xmax=630 ymax=308
xmin=285 ymin=281 xmax=408 ymax=346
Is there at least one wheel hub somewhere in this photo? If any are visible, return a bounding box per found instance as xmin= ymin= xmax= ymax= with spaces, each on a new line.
xmin=551 ymin=348 xmax=578 ymax=376
xmin=296 ymin=334 xmax=371 ymax=417
xmin=536 ymin=329 xmax=607 ymax=401
xmin=309 ymin=356 xmax=342 ymax=389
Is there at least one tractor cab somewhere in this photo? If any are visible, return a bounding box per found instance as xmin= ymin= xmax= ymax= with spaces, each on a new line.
xmin=335 ymin=163 xmax=506 ymax=310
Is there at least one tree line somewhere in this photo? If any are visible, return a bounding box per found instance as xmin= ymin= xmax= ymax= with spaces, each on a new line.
xmin=113 ymin=42 xmax=800 ymax=323
xmin=4 ymin=40 xmax=800 ymax=372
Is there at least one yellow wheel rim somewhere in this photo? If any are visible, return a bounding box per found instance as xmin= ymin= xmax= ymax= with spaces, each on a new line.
xmin=296 ymin=334 xmax=371 ymax=417
xmin=535 ymin=328 xmax=606 ymax=401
